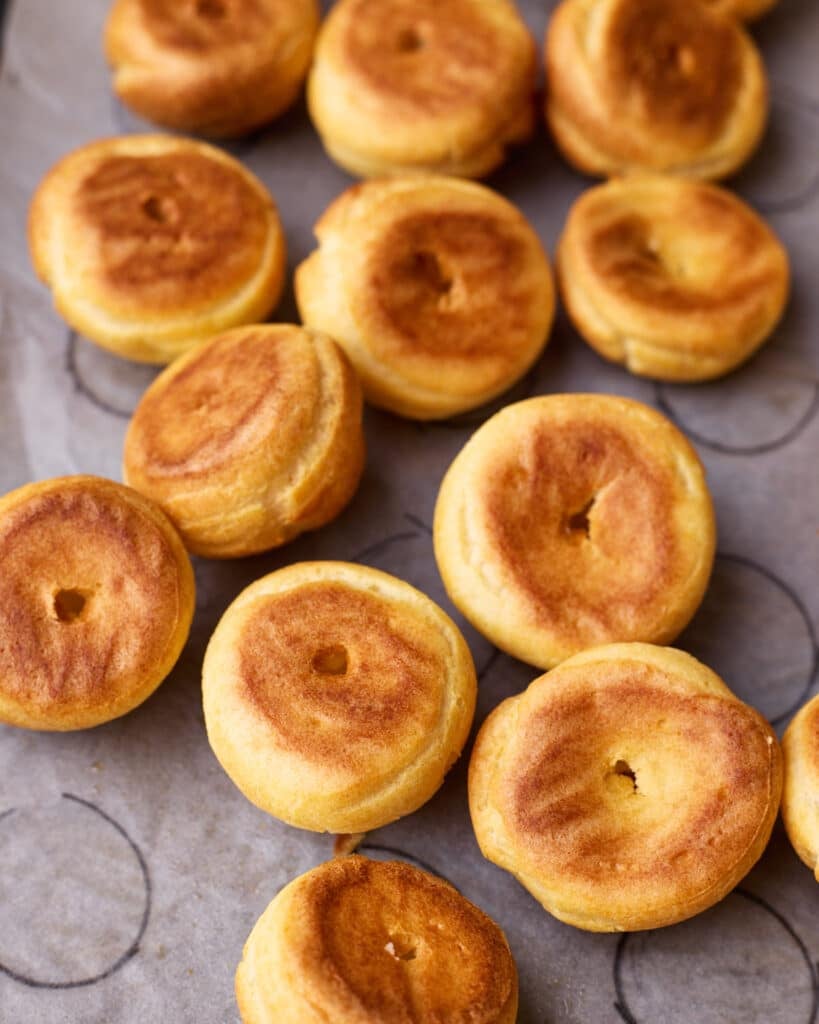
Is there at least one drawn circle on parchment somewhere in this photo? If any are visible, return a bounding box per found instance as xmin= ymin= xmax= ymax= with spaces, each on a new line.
xmin=613 ymin=889 xmax=818 ymax=1024
xmin=655 ymin=349 xmax=819 ymax=456
xmin=0 ymin=794 xmax=151 ymax=989
xmin=676 ymin=554 xmax=817 ymax=726
xmin=66 ymin=331 xmax=159 ymax=421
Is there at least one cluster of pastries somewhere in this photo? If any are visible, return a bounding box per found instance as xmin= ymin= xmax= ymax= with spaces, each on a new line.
xmin=7 ymin=0 xmax=814 ymax=1019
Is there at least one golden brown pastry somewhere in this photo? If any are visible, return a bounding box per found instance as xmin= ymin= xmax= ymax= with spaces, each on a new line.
xmin=295 ymin=177 xmax=555 ymax=419
xmin=202 ymin=562 xmax=476 ymax=833
xmin=434 ymin=394 xmax=715 ymax=669
xmin=545 ymin=0 xmax=768 ymax=179
xmin=0 ymin=476 xmax=195 ymax=731
xmin=236 ymin=857 xmax=518 ymax=1023
xmin=307 ymin=0 xmax=536 ymax=179
xmin=28 ymin=135 xmax=286 ymax=363
xmin=470 ymin=643 xmax=783 ymax=931
xmin=702 ymin=0 xmax=777 ymax=20
xmin=782 ymin=694 xmax=819 ymax=881
xmin=123 ymin=324 xmax=364 ymax=559
xmin=105 ymin=0 xmax=319 ymax=137
xmin=557 ymin=176 xmax=789 ymax=381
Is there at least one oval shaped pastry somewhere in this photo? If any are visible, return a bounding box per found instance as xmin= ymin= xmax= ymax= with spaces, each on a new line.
xmin=469 ymin=643 xmax=783 ymax=932
xmin=0 ymin=476 xmax=195 ymax=731
xmin=307 ymin=0 xmax=536 ymax=179
xmin=123 ymin=324 xmax=365 ymax=559
xmin=557 ymin=176 xmax=789 ymax=381
xmin=434 ymin=394 xmax=715 ymax=669
xmin=28 ymin=135 xmax=286 ymax=363
xmin=295 ymin=178 xmax=555 ymax=420
xmin=105 ymin=0 xmax=319 ymax=137
xmin=782 ymin=694 xmax=819 ymax=881
xmin=236 ymin=857 xmax=518 ymax=1023
xmin=202 ymin=562 xmax=477 ymax=833
xmin=545 ymin=0 xmax=768 ymax=179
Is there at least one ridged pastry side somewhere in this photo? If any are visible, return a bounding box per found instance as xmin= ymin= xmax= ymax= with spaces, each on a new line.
xmin=782 ymin=695 xmax=819 ymax=881
xmin=434 ymin=394 xmax=715 ymax=669
xmin=469 ymin=643 xmax=783 ymax=931
xmin=105 ymin=0 xmax=319 ymax=137
xmin=307 ymin=0 xmax=536 ymax=179
xmin=235 ymin=858 xmax=518 ymax=1024
xmin=295 ymin=177 xmax=555 ymax=419
xmin=123 ymin=324 xmax=365 ymax=559
xmin=557 ymin=176 xmax=789 ymax=381
xmin=202 ymin=562 xmax=477 ymax=833
xmin=545 ymin=0 xmax=768 ymax=179
xmin=28 ymin=135 xmax=286 ymax=363
xmin=0 ymin=476 xmax=195 ymax=731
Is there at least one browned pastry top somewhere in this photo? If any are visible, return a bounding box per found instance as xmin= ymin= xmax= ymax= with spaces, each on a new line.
xmin=340 ymin=0 xmax=524 ymax=118
xmin=277 ymin=858 xmax=517 ymax=1021
xmin=125 ymin=326 xmax=324 ymax=479
xmin=74 ymin=151 xmax=271 ymax=314
xmin=599 ymin=0 xmax=743 ymax=147
xmin=236 ymin=581 xmax=448 ymax=773
xmin=135 ymin=0 xmax=272 ymax=51
xmin=0 ymin=478 xmax=187 ymax=720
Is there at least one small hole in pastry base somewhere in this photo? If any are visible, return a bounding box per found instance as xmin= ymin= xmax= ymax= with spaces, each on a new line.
xmin=141 ymin=195 xmax=176 ymax=224
xmin=565 ymin=497 xmax=595 ymax=538
xmin=612 ymin=759 xmax=638 ymax=793
xmin=312 ymin=645 xmax=349 ymax=676
xmin=397 ymin=27 xmax=423 ymax=53
xmin=53 ymin=589 xmax=88 ymax=623
xmin=674 ymin=45 xmax=697 ymax=76
xmin=385 ymin=935 xmax=417 ymax=961
xmin=411 ymin=250 xmax=452 ymax=297
xmin=196 ymin=0 xmax=226 ymax=17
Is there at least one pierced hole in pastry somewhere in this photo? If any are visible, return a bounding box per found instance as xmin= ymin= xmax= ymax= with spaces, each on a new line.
xmin=396 ymin=27 xmax=423 ymax=53
xmin=411 ymin=250 xmax=452 ymax=297
xmin=141 ymin=195 xmax=176 ymax=224
xmin=385 ymin=935 xmax=417 ymax=961
xmin=612 ymin=759 xmax=638 ymax=793
xmin=565 ymin=497 xmax=595 ymax=538
xmin=196 ymin=0 xmax=226 ymax=17
xmin=312 ymin=645 xmax=349 ymax=676
xmin=53 ymin=589 xmax=88 ymax=623
xmin=674 ymin=44 xmax=697 ymax=77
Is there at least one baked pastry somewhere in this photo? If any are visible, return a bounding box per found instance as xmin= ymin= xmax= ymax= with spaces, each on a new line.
xmin=557 ymin=176 xmax=789 ymax=381
xmin=0 ymin=476 xmax=195 ymax=731
xmin=236 ymin=857 xmax=518 ymax=1023
xmin=295 ymin=177 xmax=555 ymax=419
xmin=702 ymin=0 xmax=778 ymax=20
xmin=202 ymin=562 xmax=476 ymax=833
xmin=434 ymin=394 xmax=715 ymax=669
xmin=307 ymin=0 xmax=536 ymax=179
xmin=123 ymin=324 xmax=364 ymax=559
xmin=545 ymin=0 xmax=768 ymax=179
xmin=782 ymin=694 xmax=819 ymax=881
xmin=469 ymin=643 xmax=783 ymax=932
xmin=28 ymin=135 xmax=286 ymax=363
xmin=105 ymin=0 xmax=319 ymax=137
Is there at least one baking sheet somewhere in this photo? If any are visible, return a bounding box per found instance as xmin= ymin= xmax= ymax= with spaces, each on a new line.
xmin=0 ymin=1 xmax=818 ymax=1021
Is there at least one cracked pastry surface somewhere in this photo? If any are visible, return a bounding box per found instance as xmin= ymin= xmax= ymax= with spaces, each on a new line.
xmin=202 ymin=562 xmax=476 ymax=833
xmin=0 ymin=476 xmax=195 ymax=731
xmin=782 ymin=694 xmax=819 ymax=882
xmin=544 ymin=0 xmax=768 ymax=179
xmin=434 ymin=394 xmax=715 ymax=669
xmin=123 ymin=324 xmax=364 ymax=559
xmin=295 ymin=177 xmax=555 ymax=419
xmin=307 ymin=0 xmax=536 ymax=178
xmin=28 ymin=135 xmax=285 ymax=363
xmin=105 ymin=0 xmax=319 ymax=137
xmin=236 ymin=857 xmax=518 ymax=1024
xmin=557 ymin=176 xmax=789 ymax=381
xmin=469 ymin=643 xmax=783 ymax=931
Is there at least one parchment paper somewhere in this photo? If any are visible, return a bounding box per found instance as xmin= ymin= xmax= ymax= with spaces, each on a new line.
xmin=0 ymin=1 xmax=817 ymax=1021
